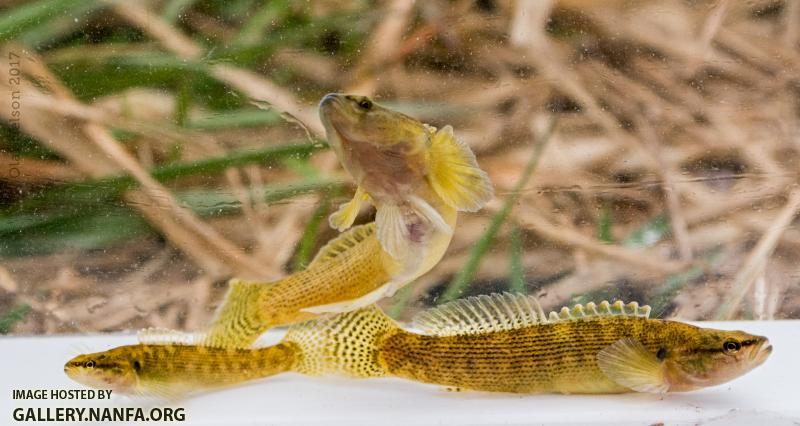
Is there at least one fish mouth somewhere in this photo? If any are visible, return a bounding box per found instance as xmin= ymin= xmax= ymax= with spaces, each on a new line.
xmin=319 ymin=93 xmax=343 ymax=109
xmin=318 ymin=94 xmax=354 ymax=136
xmin=751 ymin=338 xmax=772 ymax=364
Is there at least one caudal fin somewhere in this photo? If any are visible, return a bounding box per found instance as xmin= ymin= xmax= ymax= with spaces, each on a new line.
xmin=284 ymin=306 xmax=398 ymax=378
xmin=203 ymin=278 xmax=272 ymax=348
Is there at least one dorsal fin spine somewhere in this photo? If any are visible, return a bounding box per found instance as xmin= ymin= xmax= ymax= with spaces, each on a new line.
xmin=414 ymin=293 xmax=651 ymax=337
xmin=465 ymin=301 xmax=485 ymax=330
xmin=534 ymin=298 xmax=547 ymax=323
xmin=488 ymin=296 xmax=507 ymax=328
xmin=475 ymin=298 xmax=497 ymax=331
xmin=507 ymin=293 xmax=538 ymax=327
xmin=307 ymin=223 xmax=374 ymax=268
xmin=505 ymin=294 xmax=525 ymax=328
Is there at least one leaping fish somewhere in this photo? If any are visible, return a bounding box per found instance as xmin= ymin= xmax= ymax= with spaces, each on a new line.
xmin=318 ymin=93 xmax=493 ymax=265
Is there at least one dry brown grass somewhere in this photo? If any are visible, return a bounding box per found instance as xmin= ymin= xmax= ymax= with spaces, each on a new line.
xmin=0 ymin=0 xmax=799 ymax=335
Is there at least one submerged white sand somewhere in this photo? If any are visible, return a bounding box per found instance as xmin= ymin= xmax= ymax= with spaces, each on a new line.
xmin=1 ymin=321 xmax=797 ymax=425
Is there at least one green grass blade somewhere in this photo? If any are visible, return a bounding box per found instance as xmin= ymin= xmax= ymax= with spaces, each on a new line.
xmin=187 ymin=109 xmax=284 ymax=130
xmin=0 ymin=179 xmax=342 ymax=257
xmin=387 ymin=285 xmax=415 ymax=320
xmin=17 ymin=1 xmax=105 ymax=47
xmin=0 ymin=304 xmax=31 ymax=334
xmin=0 ymin=0 xmax=88 ymax=41
xmin=597 ymin=204 xmax=614 ymax=244
xmin=440 ymin=117 xmax=558 ymax=303
xmin=234 ymin=0 xmax=291 ymax=46
xmin=623 ymin=214 xmax=669 ymax=248
xmin=291 ymin=191 xmax=336 ymax=272
xmin=508 ymin=225 xmax=526 ymax=293
xmin=2 ymin=141 xmax=325 ymax=224
xmin=176 ymin=178 xmax=343 ymax=217
xmin=161 ymin=0 xmax=198 ymax=22
xmin=0 ymin=210 xmax=151 ymax=257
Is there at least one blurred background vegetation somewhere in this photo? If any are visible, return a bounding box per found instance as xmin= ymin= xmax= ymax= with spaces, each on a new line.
xmin=0 ymin=0 xmax=799 ymax=335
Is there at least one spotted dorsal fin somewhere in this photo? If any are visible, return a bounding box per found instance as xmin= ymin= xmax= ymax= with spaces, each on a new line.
xmin=307 ymin=222 xmax=375 ymax=268
xmin=413 ymin=293 xmax=651 ymax=336
xmin=412 ymin=292 xmax=548 ymax=336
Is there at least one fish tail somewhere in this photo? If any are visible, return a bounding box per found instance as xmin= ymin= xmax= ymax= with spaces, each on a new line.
xmin=203 ymin=278 xmax=275 ymax=348
xmin=283 ymin=306 xmax=398 ymax=378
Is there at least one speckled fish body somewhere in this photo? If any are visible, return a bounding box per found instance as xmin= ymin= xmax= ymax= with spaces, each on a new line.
xmin=66 ymin=293 xmax=771 ymax=397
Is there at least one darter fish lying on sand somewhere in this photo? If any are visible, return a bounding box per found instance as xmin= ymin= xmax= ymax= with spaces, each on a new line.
xmin=65 ymin=293 xmax=770 ymax=398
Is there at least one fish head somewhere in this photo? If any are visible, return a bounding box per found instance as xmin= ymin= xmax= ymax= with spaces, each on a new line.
xmin=663 ymin=327 xmax=771 ymax=391
xmin=319 ymin=93 xmax=429 ymax=153
xmin=64 ymin=346 xmax=140 ymax=393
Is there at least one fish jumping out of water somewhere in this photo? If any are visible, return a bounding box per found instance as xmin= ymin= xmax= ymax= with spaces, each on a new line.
xmin=66 ymin=293 xmax=771 ymax=397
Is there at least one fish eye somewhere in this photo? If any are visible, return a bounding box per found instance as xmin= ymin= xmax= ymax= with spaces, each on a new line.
xmin=723 ymin=340 xmax=741 ymax=354
xmin=132 ymin=360 xmax=142 ymax=372
xmin=357 ymin=99 xmax=372 ymax=110
xmin=84 ymin=360 xmax=96 ymax=368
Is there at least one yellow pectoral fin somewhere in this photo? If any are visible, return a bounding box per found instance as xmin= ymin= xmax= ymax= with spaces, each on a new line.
xmin=596 ymin=338 xmax=669 ymax=394
xmin=300 ymin=285 xmax=392 ymax=314
xmin=329 ymin=186 xmax=370 ymax=231
xmin=427 ymin=125 xmax=494 ymax=212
